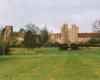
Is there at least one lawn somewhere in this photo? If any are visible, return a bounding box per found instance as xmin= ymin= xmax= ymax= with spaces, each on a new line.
xmin=0 ymin=48 xmax=100 ymax=80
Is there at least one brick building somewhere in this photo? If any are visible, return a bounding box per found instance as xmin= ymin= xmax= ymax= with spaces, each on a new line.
xmin=50 ymin=24 xmax=100 ymax=43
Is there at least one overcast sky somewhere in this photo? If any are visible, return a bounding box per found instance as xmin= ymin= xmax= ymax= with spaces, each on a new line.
xmin=0 ymin=0 xmax=100 ymax=32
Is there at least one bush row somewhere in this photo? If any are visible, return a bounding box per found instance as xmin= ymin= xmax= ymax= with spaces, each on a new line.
xmin=59 ymin=43 xmax=79 ymax=50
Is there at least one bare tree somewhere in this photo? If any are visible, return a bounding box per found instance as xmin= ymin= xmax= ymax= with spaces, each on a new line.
xmin=92 ymin=19 xmax=100 ymax=33
xmin=24 ymin=23 xmax=40 ymax=34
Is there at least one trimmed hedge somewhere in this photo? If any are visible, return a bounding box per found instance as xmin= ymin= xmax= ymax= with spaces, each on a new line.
xmin=59 ymin=43 xmax=80 ymax=50
xmin=71 ymin=43 xmax=79 ymax=50
xmin=79 ymin=42 xmax=92 ymax=47
xmin=59 ymin=44 xmax=68 ymax=50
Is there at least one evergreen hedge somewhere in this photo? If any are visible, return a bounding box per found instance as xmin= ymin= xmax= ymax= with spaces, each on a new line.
xmin=71 ymin=43 xmax=79 ymax=50
xmin=59 ymin=43 xmax=79 ymax=50
xmin=59 ymin=44 xmax=68 ymax=50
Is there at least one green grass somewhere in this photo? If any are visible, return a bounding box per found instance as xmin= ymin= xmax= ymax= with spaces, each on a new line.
xmin=0 ymin=48 xmax=100 ymax=80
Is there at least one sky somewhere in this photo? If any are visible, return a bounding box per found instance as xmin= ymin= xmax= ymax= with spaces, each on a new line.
xmin=0 ymin=0 xmax=100 ymax=32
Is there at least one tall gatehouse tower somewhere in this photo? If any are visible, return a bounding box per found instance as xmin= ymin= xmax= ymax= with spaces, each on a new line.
xmin=61 ymin=24 xmax=68 ymax=43
xmin=61 ymin=24 xmax=78 ymax=43
xmin=69 ymin=24 xmax=78 ymax=43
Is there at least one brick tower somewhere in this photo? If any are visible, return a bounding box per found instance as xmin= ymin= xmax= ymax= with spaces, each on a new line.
xmin=61 ymin=24 xmax=68 ymax=43
xmin=69 ymin=24 xmax=78 ymax=43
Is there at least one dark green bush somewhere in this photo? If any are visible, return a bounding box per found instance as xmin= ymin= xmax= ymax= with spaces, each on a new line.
xmin=79 ymin=42 xmax=91 ymax=47
xmin=71 ymin=43 xmax=79 ymax=50
xmin=10 ymin=44 xmax=20 ymax=48
xmin=79 ymin=42 xmax=84 ymax=47
xmin=84 ymin=43 xmax=91 ymax=47
xmin=88 ymin=39 xmax=100 ymax=44
xmin=59 ymin=44 xmax=68 ymax=50
xmin=50 ymin=42 xmax=60 ymax=47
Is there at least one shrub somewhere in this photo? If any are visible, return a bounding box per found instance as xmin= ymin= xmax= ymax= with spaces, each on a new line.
xmin=71 ymin=43 xmax=79 ymax=50
xmin=92 ymin=44 xmax=100 ymax=47
xmin=79 ymin=42 xmax=84 ymax=47
xmin=79 ymin=42 xmax=91 ymax=47
xmin=10 ymin=44 xmax=20 ymax=48
xmin=59 ymin=44 xmax=68 ymax=50
xmin=88 ymin=39 xmax=100 ymax=44
xmin=84 ymin=43 xmax=91 ymax=47
xmin=50 ymin=42 xmax=60 ymax=48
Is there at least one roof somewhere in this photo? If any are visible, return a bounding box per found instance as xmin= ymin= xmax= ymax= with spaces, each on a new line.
xmin=78 ymin=33 xmax=100 ymax=38
xmin=52 ymin=32 xmax=100 ymax=38
xmin=52 ymin=33 xmax=61 ymax=35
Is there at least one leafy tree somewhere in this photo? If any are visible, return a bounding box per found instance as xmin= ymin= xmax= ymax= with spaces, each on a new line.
xmin=24 ymin=31 xmax=36 ymax=51
xmin=24 ymin=23 xmax=49 ymax=48
xmin=24 ymin=23 xmax=42 ymax=47
xmin=39 ymin=27 xmax=49 ymax=47
xmin=24 ymin=23 xmax=40 ymax=34
xmin=19 ymin=28 xmax=25 ymax=33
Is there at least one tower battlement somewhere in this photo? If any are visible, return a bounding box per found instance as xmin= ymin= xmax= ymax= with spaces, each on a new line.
xmin=61 ymin=24 xmax=78 ymax=43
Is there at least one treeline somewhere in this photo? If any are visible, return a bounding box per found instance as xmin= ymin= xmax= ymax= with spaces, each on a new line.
xmin=0 ymin=23 xmax=49 ymax=55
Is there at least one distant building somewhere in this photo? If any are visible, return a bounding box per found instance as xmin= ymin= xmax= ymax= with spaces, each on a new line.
xmin=50 ymin=24 xmax=100 ymax=43
xmin=16 ymin=32 xmax=25 ymax=44
xmin=78 ymin=33 xmax=100 ymax=43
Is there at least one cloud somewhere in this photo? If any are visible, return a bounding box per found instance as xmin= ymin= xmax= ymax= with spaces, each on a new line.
xmin=0 ymin=0 xmax=100 ymax=32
